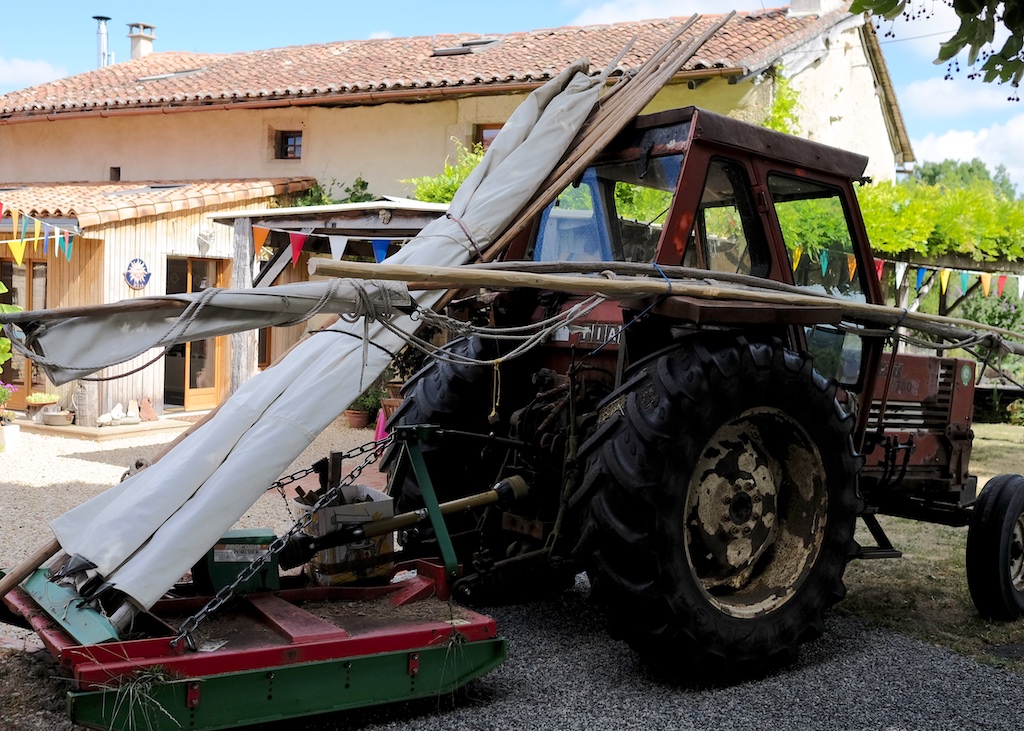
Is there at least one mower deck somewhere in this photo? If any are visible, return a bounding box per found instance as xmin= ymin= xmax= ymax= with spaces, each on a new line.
xmin=3 ymin=560 xmax=505 ymax=731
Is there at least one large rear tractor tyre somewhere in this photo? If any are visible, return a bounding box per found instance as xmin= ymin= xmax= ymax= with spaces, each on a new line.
xmin=966 ymin=474 xmax=1024 ymax=620
xmin=574 ymin=338 xmax=862 ymax=676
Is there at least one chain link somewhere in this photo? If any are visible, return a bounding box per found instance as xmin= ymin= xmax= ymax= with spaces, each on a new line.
xmin=172 ymin=434 xmax=395 ymax=648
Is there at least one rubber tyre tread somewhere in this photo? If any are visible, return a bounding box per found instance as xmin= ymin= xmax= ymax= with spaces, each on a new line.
xmin=574 ymin=338 xmax=862 ymax=676
xmin=966 ymin=473 xmax=1024 ymax=620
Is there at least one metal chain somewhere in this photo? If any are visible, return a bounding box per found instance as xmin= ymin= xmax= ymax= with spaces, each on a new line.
xmin=171 ymin=434 xmax=395 ymax=649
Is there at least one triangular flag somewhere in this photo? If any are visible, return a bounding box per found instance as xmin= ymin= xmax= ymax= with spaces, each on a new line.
xmin=19 ymin=212 xmax=28 ymax=241
xmin=10 ymin=210 xmax=19 ymax=241
xmin=895 ymin=261 xmax=908 ymax=289
xmin=288 ymin=231 xmax=307 ymax=267
xmin=64 ymin=233 xmax=74 ymax=261
xmin=939 ymin=268 xmax=951 ymax=294
xmin=960 ymin=271 xmax=970 ymax=294
xmin=7 ymin=239 xmax=26 ymax=266
xmin=31 ymin=219 xmax=41 ymax=251
xmin=1018 ymin=275 xmax=1024 ymax=300
xmin=846 ymin=254 xmax=857 ymax=282
xmin=0 ymin=202 xmax=4 ymax=220
xmin=874 ymin=258 xmax=884 ymax=282
xmin=55 ymin=229 xmax=64 ymax=257
xmin=916 ymin=268 xmax=926 ymax=290
xmin=791 ymin=246 xmax=803 ymax=271
xmin=372 ymin=239 xmax=390 ymax=263
xmin=42 ymin=224 xmax=51 ymax=255
xmin=252 ymin=227 xmax=270 ymax=260
xmin=980 ymin=272 xmax=992 ymax=297
xmin=998 ymin=275 xmax=1007 ymax=297
xmin=328 ymin=235 xmax=348 ymax=261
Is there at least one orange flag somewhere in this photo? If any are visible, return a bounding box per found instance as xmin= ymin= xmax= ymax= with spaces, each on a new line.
xmin=846 ymin=254 xmax=857 ymax=281
xmin=253 ymin=227 xmax=270 ymax=260
xmin=980 ymin=272 xmax=992 ymax=297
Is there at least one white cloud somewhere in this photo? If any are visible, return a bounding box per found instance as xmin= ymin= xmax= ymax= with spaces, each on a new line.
xmin=901 ymin=76 xmax=1018 ymax=119
xmin=0 ymin=57 xmax=66 ymax=92
xmin=368 ymin=31 xmax=393 ymax=40
xmin=912 ymin=113 xmax=1024 ymax=190
xmin=571 ymin=0 xmax=765 ymax=25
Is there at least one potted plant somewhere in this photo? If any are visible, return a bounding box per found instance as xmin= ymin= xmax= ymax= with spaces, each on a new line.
xmin=344 ymin=382 xmax=386 ymax=429
xmin=0 ymin=380 xmax=19 ymax=452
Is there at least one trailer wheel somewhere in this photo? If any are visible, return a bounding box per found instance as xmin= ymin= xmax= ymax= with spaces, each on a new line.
xmin=966 ymin=474 xmax=1024 ymax=620
xmin=573 ymin=338 xmax=861 ymax=676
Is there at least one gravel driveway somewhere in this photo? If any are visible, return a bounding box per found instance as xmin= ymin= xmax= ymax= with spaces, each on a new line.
xmin=3 ymin=425 xmax=1024 ymax=730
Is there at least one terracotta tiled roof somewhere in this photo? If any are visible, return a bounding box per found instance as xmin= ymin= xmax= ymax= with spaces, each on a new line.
xmin=0 ymin=8 xmax=847 ymax=119
xmin=0 ymin=178 xmax=315 ymax=229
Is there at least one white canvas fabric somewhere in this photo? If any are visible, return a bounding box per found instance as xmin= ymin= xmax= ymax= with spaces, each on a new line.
xmin=49 ymin=59 xmax=604 ymax=608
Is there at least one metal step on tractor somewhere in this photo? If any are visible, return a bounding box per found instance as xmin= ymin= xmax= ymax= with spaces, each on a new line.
xmin=377 ymin=105 xmax=1024 ymax=677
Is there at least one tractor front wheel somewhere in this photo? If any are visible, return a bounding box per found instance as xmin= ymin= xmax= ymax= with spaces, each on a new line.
xmin=573 ymin=338 xmax=862 ymax=675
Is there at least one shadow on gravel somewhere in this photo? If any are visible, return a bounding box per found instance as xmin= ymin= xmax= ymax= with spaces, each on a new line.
xmin=64 ymin=446 xmax=154 ymax=471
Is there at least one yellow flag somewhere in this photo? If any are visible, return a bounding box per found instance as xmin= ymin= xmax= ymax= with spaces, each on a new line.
xmin=10 ymin=210 xmax=18 ymax=240
xmin=32 ymin=219 xmax=41 ymax=250
xmin=792 ymin=247 xmax=803 ymax=271
xmin=939 ymin=268 xmax=951 ymax=294
xmin=7 ymin=239 xmax=26 ymax=266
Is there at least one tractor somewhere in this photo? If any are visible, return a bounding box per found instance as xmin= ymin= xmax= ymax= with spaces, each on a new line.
xmin=382 ymin=106 xmax=1022 ymax=675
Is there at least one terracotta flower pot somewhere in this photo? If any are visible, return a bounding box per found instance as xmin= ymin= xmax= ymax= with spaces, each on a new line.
xmin=344 ymin=409 xmax=370 ymax=428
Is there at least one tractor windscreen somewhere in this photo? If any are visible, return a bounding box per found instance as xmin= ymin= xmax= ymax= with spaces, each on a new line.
xmin=531 ymin=154 xmax=683 ymax=263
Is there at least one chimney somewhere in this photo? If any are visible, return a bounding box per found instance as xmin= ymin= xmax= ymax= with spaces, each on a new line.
xmin=92 ymin=15 xmax=111 ymax=68
xmin=128 ymin=22 xmax=157 ymax=59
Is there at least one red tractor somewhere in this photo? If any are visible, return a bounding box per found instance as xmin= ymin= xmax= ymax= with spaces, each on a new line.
xmin=385 ymin=106 xmax=1022 ymax=676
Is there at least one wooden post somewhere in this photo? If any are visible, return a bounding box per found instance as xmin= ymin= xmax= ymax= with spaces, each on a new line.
xmin=230 ymin=217 xmax=257 ymax=394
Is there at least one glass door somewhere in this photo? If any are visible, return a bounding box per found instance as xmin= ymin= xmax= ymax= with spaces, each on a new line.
xmin=1 ymin=258 xmax=49 ymax=410
xmin=164 ymin=258 xmax=223 ymax=411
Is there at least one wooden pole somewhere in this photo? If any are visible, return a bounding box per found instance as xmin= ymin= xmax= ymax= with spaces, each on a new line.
xmin=308 ymin=257 xmax=1024 ymax=355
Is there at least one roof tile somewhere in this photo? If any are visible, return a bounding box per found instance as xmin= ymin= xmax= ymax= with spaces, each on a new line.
xmin=0 ymin=178 xmax=316 ymax=229
xmin=0 ymin=8 xmax=847 ymax=119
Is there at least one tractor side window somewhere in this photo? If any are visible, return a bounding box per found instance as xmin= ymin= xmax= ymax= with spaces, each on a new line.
xmin=532 ymin=155 xmax=683 ymax=263
xmin=697 ymin=159 xmax=769 ymax=277
xmin=768 ymin=173 xmax=865 ymax=384
xmin=768 ymin=174 xmax=865 ymax=302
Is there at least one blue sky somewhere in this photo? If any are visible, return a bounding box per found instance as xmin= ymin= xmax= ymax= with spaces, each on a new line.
xmin=1 ymin=1 xmax=1021 ymax=187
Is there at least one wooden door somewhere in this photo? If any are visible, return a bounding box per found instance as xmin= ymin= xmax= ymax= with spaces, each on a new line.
xmin=164 ymin=258 xmax=225 ymax=411
xmin=1 ymin=258 xmax=50 ymax=409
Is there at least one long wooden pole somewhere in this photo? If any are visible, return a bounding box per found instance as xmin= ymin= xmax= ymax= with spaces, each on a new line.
xmin=308 ymin=258 xmax=1024 ymax=354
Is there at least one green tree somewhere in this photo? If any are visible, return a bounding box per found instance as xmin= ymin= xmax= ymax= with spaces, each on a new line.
xmin=915 ymin=158 xmax=1018 ymax=198
xmin=850 ymin=0 xmax=1024 ymax=87
xmin=403 ymin=141 xmax=485 ymax=203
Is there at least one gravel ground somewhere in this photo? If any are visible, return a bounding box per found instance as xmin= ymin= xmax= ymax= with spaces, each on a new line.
xmin=3 ymin=424 xmax=1024 ymax=730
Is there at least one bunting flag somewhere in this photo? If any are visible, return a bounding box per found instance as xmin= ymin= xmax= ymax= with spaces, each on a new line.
xmin=874 ymin=258 xmax=885 ymax=282
xmin=939 ymin=268 xmax=951 ymax=294
xmin=980 ymin=272 xmax=992 ymax=297
xmin=895 ymin=261 xmax=908 ymax=289
xmin=8 ymin=238 xmax=26 ymax=266
xmin=288 ymin=231 xmax=308 ymax=267
xmin=791 ymin=246 xmax=803 ymax=271
xmin=916 ymin=268 xmax=926 ymax=289
xmin=1019 ymin=275 xmax=1024 ymax=300
xmin=372 ymin=239 xmax=390 ymax=263
xmin=253 ymin=227 xmax=270 ymax=260
xmin=0 ymin=202 xmax=79 ymax=263
xmin=960 ymin=271 xmax=970 ymax=294
xmin=846 ymin=253 xmax=857 ymax=281
xmin=998 ymin=275 xmax=1007 ymax=297
xmin=328 ymin=235 xmax=348 ymax=261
